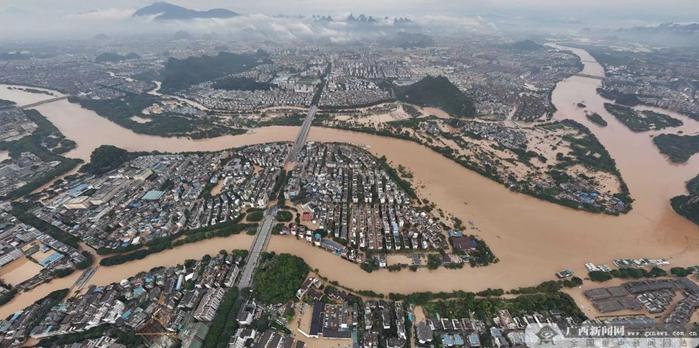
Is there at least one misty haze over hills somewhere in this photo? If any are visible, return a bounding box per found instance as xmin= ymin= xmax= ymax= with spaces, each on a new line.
xmin=0 ymin=0 xmax=697 ymax=47
xmin=611 ymin=23 xmax=699 ymax=46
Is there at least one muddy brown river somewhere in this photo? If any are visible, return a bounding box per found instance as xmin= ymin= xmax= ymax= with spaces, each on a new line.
xmin=1 ymin=45 xmax=698 ymax=318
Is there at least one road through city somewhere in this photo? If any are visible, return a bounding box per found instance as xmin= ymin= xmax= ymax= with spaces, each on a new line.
xmin=237 ymin=208 xmax=277 ymax=288
xmin=236 ymin=69 xmax=327 ymax=290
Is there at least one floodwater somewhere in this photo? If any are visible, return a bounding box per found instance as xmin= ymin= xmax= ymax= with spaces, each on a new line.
xmin=0 ymin=257 xmax=43 ymax=286
xmin=32 ymin=101 xmax=300 ymax=161
xmin=1 ymin=46 xmax=699 ymax=317
xmin=210 ymin=179 xmax=226 ymax=196
xmin=0 ymin=84 xmax=302 ymax=161
xmin=147 ymin=80 xmax=209 ymax=111
xmin=86 ymin=234 xmax=253 ymax=286
xmin=277 ymin=46 xmax=699 ymax=295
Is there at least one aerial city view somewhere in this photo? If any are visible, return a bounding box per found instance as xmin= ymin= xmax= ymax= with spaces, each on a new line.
xmin=0 ymin=0 xmax=698 ymax=347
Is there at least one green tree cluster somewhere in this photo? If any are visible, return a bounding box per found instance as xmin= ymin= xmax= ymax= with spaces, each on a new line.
xmin=253 ymin=253 xmax=310 ymax=304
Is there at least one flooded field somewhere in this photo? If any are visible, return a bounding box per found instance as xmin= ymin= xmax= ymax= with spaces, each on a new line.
xmin=1 ymin=45 xmax=698 ymax=317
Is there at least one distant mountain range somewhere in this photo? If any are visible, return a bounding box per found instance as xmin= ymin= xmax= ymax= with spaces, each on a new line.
xmin=311 ymin=14 xmax=414 ymax=26
xmin=618 ymin=22 xmax=699 ymax=35
xmin=133 ymin=2 xmax=238 ymax=20
xmin=610 ymin=22 xmax=699 ymax=47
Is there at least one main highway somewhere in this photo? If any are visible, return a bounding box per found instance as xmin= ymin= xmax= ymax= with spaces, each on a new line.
xmin=236 ymin=64 xmax=329 ymax=290
xmin=237 ymin=207 xmax=277 ymax=288
xmin=286 ymin=105 xmax=318 ymax=163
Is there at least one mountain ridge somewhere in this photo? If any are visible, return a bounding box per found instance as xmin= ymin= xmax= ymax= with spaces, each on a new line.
xmin=133 ymin=2 xmax=238 ymax=20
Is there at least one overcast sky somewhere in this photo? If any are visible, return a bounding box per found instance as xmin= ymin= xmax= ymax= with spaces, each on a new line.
xmin=1 ymin=0 xmax=697 ymax=42
xmin=2 ymin=0 xmax=698 ymax=19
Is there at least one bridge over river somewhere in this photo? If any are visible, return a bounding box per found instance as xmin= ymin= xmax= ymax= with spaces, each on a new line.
xmin=0 ymin=96 xmax=70 ymax=111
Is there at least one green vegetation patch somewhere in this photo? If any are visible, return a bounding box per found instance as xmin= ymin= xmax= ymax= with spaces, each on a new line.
xmin=100 ymin=217 xmax=254 ymax=266
xmin=70 ymin=93 xmax=243 ymax=139
xmin=12 ymin=201 xmax=81 ymax=248
xmin=253 ymin=253 xmax=309 ymax=303
xmin=670 ymin=174 xmax=699 ymax=227
xmin=670 ymin=267 xmax=697 ymax=277
xmin=401 ymin=104 xmax=422 ymax=118
xmin=586 ymin=112 xmax=608 ymax=127
xmin=95 ymin=52 xmax=140 ymax=63
xmin=202 ymin=287 xmax=241 ymax=348
xmin=423 ymin=291 xmax=585 ymax=322
xmin=653 ymin=134 xmax=699 ymax=163
xmin=161 ymin=51 xmax=269 ymax=92
xmin=391 ymin=76 xmax=476 ymax=118
xmin=39 ymin=324 xmax=142 ymax=347
xmin=275 ymin=210 xmax=293 ymax=222
xmin=80 ymin=145 xmax=130 ymax=175
xmin=376 ymin=155 xmax=417 ymax=199
xmin=427 ymin=254 xmax=442 ymax=270
xmin=560 ymin=120 xmax=618 ymax=173
xmin=246 ymin=209 xmax=265 ymax=222
xmin=21 ymin=289 xmax=70 ymax=335
xmin=604 ymin=103 xmax=682 ymax=132
xmin=0 ymin=279 xmax=18 ymax=306
xmin=0 ymin=98 xmax=16 ymax=108
xmin=588 ymin=267 xmax=668 ymax=282
xmin=597 ymin=88 xmax=641 ymax=106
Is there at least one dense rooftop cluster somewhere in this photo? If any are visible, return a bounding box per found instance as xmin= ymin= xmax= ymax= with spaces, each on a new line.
xmin=592 ymin=47 xmax=699 ymax=120
xmin=0 ymin=53 xmax=154 ymax=98
xmin=185 ymin=53 xmax=325 ymax=112
xmin=0 ymin=108 xmax=37 ymax=142
xmin=0 ymin=210 xmax=87 ymax=294
xmin=284 ymin=143 xmax=449 ymax=263
xmin=0 ymin=35 xmax=583 ymax=125
xmin=435 ymin=38 xmax=581 ymax=121
xmin=33 ymin=144 xmax=288 ymax=251
xmin=0 ymin=153 xmax=61 ymax=198
xmin=0 ymin=250 xmax=245 ymax=348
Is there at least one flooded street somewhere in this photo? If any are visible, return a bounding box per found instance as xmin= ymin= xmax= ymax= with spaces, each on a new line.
xmin=1 ymin=45 xmax=699 ymax=316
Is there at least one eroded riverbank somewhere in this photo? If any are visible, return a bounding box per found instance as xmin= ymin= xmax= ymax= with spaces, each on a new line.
xmin=1 ymin=45 xmax=698 ymax=317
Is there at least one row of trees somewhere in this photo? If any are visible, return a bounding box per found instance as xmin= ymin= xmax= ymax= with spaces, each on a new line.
xmin=202 ymin=287 xmax=241 ymax=348
xmin=588 ymin=266 xmax=695 ymax=282
xmin=100 ymin=218 xmax=255 ymax=266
